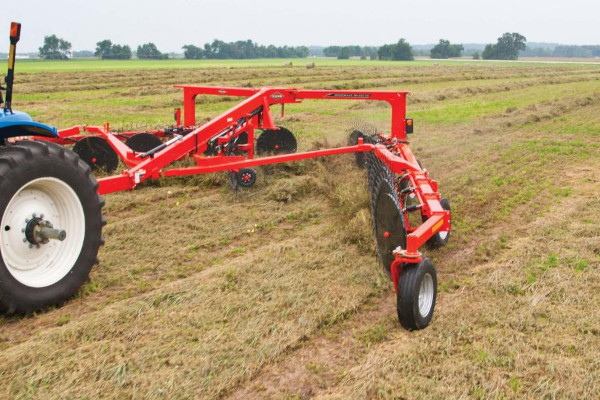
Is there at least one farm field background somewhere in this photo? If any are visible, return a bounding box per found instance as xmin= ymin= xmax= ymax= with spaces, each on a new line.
xmin=1 ymin=59 xmax=599 ymax=399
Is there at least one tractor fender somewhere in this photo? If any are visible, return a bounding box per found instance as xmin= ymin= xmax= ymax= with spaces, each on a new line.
xmin=0 ymin=109 xmax=58 ymax=140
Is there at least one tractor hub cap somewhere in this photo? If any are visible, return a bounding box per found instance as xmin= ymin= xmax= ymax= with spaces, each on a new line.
xmin=418 ymin=273 xmax=434 ymax=317
xmin=24 ymin=216 xmax=67 ymax=245
xmin=1 ymin=178 xmax=85 ymax=288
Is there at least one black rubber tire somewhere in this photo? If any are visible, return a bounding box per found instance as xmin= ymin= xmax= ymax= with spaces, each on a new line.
xmin=397 ymin=257 xmax=437 ymax=330
xmin=425 ymin=197 xmax=451 ymax=249
xmin=373 ymin=178 xmax=407 ymax=277
xmin=256 ymin=126 xmax=297 ymax=155
xmin=72 ymin=136 xmax=119 ymax=173
xmin=125 ymin=133 xmax=163 ymax=153
xmin=348 ymin=130 xmax=366 ymax=168
xmin=228 ymin=168 xmax=257 ymax=190
xmin=0 ymin=140 xmax=105 ymax=314
xmin=236 ymin=168 xmax=257 ymax=188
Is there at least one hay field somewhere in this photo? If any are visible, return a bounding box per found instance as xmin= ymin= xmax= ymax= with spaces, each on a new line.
xmin=1 ymin=59 xmax=599 ymax=399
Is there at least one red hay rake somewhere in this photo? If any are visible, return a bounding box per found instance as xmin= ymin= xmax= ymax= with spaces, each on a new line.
xmin=0 ymin=23 xmax=450 ymax=330
xmin=42 ymin=85 xmax=450 ymax=329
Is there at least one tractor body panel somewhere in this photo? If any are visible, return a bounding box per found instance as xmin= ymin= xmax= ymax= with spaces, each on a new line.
xmin=0 ymin=109 xmax=58 ymax=140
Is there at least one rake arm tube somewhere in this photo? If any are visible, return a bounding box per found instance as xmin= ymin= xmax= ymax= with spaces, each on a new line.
xmin=163 ymin=143 xmax=374 ymax=177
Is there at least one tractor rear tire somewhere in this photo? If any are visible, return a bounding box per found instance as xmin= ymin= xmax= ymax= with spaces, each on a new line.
xmin=0 ymin=140 xmax=104 ymax=314
xmin=397 ymin=257 xmax=437 ymax=330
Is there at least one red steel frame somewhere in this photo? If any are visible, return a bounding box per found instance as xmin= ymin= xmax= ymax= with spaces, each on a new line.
xmin=49 ymin=86 xmax=450 ymax=292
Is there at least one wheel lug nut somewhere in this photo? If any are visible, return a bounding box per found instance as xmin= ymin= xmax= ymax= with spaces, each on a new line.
xmin=28 ymin=244 xmax=33 ymax=249
xmin=23 ymin=238 xmax=27 ymax=242
xmin=40 ymin=214 xmax=44 ymax=219
xmin=33 ymin=213 xmax=37 ymax=218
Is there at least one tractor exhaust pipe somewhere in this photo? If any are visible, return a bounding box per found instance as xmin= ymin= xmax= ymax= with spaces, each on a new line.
xmin=2 ymin=22 xmax=21 ymax=113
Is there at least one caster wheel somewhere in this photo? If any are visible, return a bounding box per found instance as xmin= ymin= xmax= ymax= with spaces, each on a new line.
xmin=397 ymin=257 xmax=437 ymax=330
xmin=229 ymin=168 xmax=257 ymax=190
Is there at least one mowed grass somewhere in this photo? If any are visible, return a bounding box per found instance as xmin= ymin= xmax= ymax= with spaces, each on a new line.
xmin=5 ymin=57 xmax=596 ymax=74
xmin=0 ymin=60 xmax=599 ymax=399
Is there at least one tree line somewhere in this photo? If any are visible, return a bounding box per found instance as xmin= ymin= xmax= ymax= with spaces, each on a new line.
xmin=322 ymin=46 xmax=378 ymax=59
xmin=520 ymin=45 xmax=600 ymax=58
xmin=39 ymin=31 xmax=599 ymax=62
xmin=182 ymin=40 xmax=309 ymax=59
xmin=38 ymin=36 xmax=169 ymax=60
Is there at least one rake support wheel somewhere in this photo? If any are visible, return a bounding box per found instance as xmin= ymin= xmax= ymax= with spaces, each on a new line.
xmin=228 ymin=168 xmax=257 ymax=190
xmin=397 ymin=257 xmax=437 ymax=330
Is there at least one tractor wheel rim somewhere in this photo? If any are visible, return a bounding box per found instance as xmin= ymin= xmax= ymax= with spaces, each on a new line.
xmin=1 ymin=178 xmax=85 ymax=288
xmin=418 ymin=273 xmax=434 ymax=317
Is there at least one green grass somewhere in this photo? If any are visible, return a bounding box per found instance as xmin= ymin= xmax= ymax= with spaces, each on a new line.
xmin=3 ymin=57 xmax=600 ymax=74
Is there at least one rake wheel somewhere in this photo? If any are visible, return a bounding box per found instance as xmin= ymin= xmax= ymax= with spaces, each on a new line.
xmin=125 ymin=133 xmax=163 ymax=153
xmin=372 ymin=177 xmax=407 ymax=277
xmin=256 ymin=126 xmax=297 ymax=155
xmin=72 ymin=136 xmax=118 ymax=173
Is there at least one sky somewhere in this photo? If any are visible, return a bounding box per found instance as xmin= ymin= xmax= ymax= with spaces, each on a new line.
xmin=1 ymin=0 xmax=598 ymax=53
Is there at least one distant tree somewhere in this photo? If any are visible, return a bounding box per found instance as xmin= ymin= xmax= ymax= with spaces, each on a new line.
xmin=472 ymin=51 xmax=480 ymax=60
xmin=338 ymin=47 xmax=350 ymax=59
xmin=482 ymin=33 xmax=527 ymax=60
xmin=182 ymin=45 xmax=204 ymax=59
xmin=137 ymin=43 xmax=167 ymax=59
xmin=95 ymin=40 xmax=132 ymax=60
xmin=378 ymin=44 xmax=393 ymax=60
xmin=323 ymin=46 xmax=341 ymax=57
xmin=110 ymin=45 xmax=132 ymax=60
xmin=39 ymin=35 xmax=71 ymax=60
xmin=378 ymin=39 xmax=414 ymax=61
xmin=430 ymin=39 xmax=463 ymax=59
xmin=94 ymin=40 xmax=113 ymax=58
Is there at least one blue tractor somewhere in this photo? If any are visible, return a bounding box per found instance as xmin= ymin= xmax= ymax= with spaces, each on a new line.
xmin=0 ymin=23 xmax=104 ymax=314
